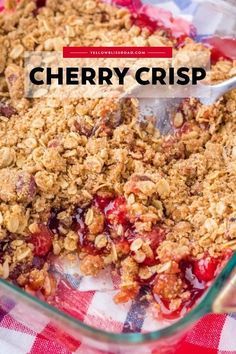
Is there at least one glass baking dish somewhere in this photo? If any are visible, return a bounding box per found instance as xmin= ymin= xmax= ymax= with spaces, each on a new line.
xmin=0 ymin=0 xmax=236 ymax=353
xmin=0 ymin=255 xmax=235 ymax=353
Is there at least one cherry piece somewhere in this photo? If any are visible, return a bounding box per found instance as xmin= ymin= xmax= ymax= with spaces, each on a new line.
xmin=93 ymin=195 xmax=114 ymax=211
xmin=30 ymin=224 xmax=53 ymax=257
xmin=105 ymin=196 xmax=128 ymax=226
xmin=131 ymin=13 xmax=158 ymax=34
xmin=193 ymin=256 xmax=220 ymax=282
xmin=203 ymin=36 xmax=236 ymax=65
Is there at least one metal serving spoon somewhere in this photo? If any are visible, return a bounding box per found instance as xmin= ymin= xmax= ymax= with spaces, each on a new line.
xmin=123 ymin=75 xmax=236 ymax=135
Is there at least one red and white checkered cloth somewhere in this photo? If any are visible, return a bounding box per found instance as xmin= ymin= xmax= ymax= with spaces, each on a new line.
xmin=0 ymin=288 xmax=236 ymax=354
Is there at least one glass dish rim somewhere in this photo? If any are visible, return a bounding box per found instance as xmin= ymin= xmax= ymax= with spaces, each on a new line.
xmin=0 ymin=253 xmax=235 ymax=345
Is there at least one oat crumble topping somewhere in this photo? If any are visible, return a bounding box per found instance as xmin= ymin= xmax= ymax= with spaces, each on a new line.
xmin=0 ymin=0 xmax=235 ymax=318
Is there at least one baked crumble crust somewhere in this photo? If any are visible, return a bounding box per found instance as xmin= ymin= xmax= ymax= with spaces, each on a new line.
xmin=0 ymin=0 xmax=235 ymax=316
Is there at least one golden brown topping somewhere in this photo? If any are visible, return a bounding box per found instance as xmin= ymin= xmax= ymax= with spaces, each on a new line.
xmin=85 ymin=206 xmax=105 ymax=235
xmin=79 ymin=255 xmax=104 ymax=276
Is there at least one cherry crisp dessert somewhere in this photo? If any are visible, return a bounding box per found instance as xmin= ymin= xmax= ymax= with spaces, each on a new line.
xmin=0 ymin=0 xmax=235 ymax=319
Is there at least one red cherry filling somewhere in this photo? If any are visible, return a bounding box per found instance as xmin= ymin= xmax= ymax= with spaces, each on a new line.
xmin=72 ymin=196 xmax=132 ymax=254
xmin=94 ymin=195 xmax=114 ymax=211
xmin=110 ymin=0 xmax=196 ymax=40
xmin=131 ymin=13 xmax=159 ymax=34
xmin=144 ymin=226 xmax=166 ymax=250
xmin=141 ymin=227 xmax=166 ymax=266
xmin=111 ymin=0 xmax=142 ymax=9
xmin=47 ymin=194 xmax=229 ymax=320
xmin=71 ymin=195 xmax=166 ymax=263
xmin=105 ymin=196 xmax=128 ymax=226
xmin=113 ymin=0 xmax=235 ymax=65
xmin=202 ymin=36 xmax=236 ymax=65
xmin=193 ymin=256 xmax=220 ymax=282
xmin=30 ymin=224 xmax=53 ymax=257
xmin=176 ymin=34 xmax=189 ymax=48
xmin=152 ymin=255 xmax=224 ymax=320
